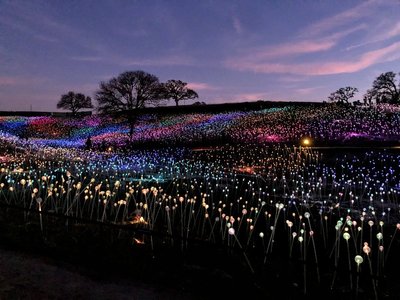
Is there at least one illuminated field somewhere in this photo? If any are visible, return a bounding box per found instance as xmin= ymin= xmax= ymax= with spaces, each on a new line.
xmin=0 ymin=104 xmax=400 ymax=299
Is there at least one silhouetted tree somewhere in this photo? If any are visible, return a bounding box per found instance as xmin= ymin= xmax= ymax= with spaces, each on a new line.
xmin=364 ymin=72 xmax=400 ymax=104
xmin=96 ymin=71 xmax=164 ymax=112
xmin=328 ymin=86 xmax=358 ymax=104
xmin=57 ymin=91 xmax=93 ymax=116
xmin=363 ymin=89 xmax=376 ymax=106
xmin=95 ymin=70 xmax=164 ymax=137
xmin=162 ymin=80 xmax=198 ymax=106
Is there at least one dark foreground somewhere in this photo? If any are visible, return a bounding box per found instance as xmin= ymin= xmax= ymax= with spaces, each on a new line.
xmin=1 ymin=145 xmax=400 ymax=299
xmin=1 ymin=205 xmax=399 ymax=300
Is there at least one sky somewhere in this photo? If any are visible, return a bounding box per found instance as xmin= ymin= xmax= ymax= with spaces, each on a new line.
xmin=1 ymin=0 xmax=400 ymax=112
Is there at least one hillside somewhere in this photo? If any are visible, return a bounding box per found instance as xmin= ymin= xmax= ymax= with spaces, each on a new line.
xmin=0 ymin=103 xmax=399 ymax=149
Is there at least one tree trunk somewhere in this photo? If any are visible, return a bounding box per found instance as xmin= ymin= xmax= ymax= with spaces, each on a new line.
xmin=128 ymin=111 xmax=137 ymax=140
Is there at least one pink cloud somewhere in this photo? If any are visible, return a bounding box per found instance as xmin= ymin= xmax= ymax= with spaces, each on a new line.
xmin=252 ymin=40 xmax=335 ymax=59
xmin=309 ymin=41 xmax=400 ymax=75
xmin=187 ymin=82 xmax=217 ymax=91
xmin=207 ymin=92 xmax=269 ymax=104
xmin=295 ymin=87 xmax=324 ymax=95
xmin=0 ymin=76 xmax=47 ymax=86
xmin=244 ymin=24 xmax=366 ymax=61
xmin=237 ymin=93 xmax=266 ymax=101
xmin=387 ymin=22 xmax=400 ymax=38
xmin=227 ymin=23 xmax=366 ymax=73
xmin=346 ymin=21 xmax=400 ymax=51
xmin=227 ymin=41 xmax=400 ymax=75
xmin=300 ymin=0 xmax=378 ymax=37
xmin=217 ymin=92 xmax=267 ymax=102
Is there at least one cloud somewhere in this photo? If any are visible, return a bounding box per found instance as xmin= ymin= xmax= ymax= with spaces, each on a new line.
xmin=212 ymin=93 xmax=266 ymax=102
xmin=310 ymin=42 xmax=400 ymax=75
xmin=226 ymin=23 xmax=367 ymax=74
xmin=300 ymin=0 xmax=379 ymax=37
xmin=237 ymin=93 xmax=266 ymax=101
xmin=387 ymin=22 xmax=400 ymax=38
xmin=346 ymin=21 xmax=400 ymax=51
xmin=227 ymin=41 xmax=400 ymax=75
xmin=187 ymin=82 xmax=218 ymax=91
xmin=0 ymin=14 xmax=59 ymax=43
xmin=0 ymin=1 xmax=107 ymax=57
xmin=0 ymin=76 xmax=47 ymax=86
xmin=251 ymin=40 xmax=335 ymax=59
xmin=224 ymin=1 xmax=399 ymax=77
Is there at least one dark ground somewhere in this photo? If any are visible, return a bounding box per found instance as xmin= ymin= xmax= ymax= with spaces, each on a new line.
xmin=1 ymin=205 xmax=400 ymax=300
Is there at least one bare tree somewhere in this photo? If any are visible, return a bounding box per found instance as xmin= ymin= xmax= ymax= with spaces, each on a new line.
xmin=364 ymin=72 xmax=400 ymax=104
xmin=96 ymin=71 xmax=164 ymax=112
xmin=162 ymin=80 xmax=198 ymax=106
xmin=57 ymin=91 xmax=93 ymax=116
xmin=363 ymin=89 xmax=375 ymax=106
xmin=328 ymin=86 xmax=358 ymax=104
xmin=95 ymin=70 xmax=164 ymax=137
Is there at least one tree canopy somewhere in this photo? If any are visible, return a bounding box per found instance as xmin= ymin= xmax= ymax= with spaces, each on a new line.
xmin=57 ymin=91 xmax=93 ymax=116
xmin=328 ymin=86 xmax=358 ymax=104
xmin=95 ymin=70 xmax=166 ymax=138
xmin=162 ymin=80 xmax=198 ymax=106
xmin=95 ymin=70 xmax=164 ymax=114
xmin=363 ymin=72 xmax=400 ymax=105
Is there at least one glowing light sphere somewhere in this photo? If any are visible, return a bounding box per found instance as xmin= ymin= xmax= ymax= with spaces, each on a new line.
xmin=343 ymin=232 xmax=350 ymax=240
xmin=301 ymin=137 xmax=312 ymax=147
xmin=363 ymin=243 xmax=371 ymax=255
xmin=355 ymin=255 xmax=364 ymax=265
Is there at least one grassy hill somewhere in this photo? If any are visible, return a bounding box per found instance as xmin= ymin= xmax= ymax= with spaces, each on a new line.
xmin=0 ymin=102 xmax=399 ymax=149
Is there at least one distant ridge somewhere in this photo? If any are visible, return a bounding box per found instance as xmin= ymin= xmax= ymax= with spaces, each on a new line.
xmin=0 ymin=111 xmax=92 ymax=117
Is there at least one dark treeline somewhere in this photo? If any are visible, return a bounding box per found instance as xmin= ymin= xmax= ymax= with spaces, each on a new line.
xmin=0 ymin=100 xmax=324 ymax=117
xmin=0 ymin=111 xmax=92 ymax=117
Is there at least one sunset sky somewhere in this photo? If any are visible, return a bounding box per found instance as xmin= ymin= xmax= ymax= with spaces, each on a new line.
xmin=1 ymin=0 xmax=400 ymax=111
